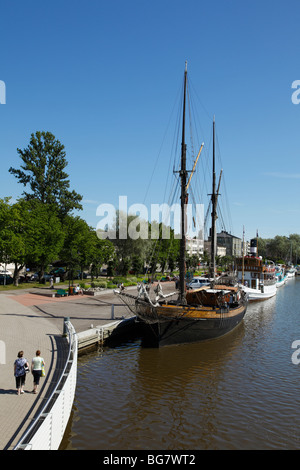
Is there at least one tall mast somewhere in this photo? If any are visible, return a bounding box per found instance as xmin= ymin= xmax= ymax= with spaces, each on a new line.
xmin=210 ymin=116 xmax=217 ymax=281
xmin=179 ymin=62 xmax=188 ymax=303
xmin=242 ymin=226 xmax=245 ymax=284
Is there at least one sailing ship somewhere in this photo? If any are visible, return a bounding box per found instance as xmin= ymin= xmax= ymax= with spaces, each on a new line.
xmin=236 ymin=238 xmax=277 ymax=301
xmin=115 ymin=63 xmax=248 ymax=347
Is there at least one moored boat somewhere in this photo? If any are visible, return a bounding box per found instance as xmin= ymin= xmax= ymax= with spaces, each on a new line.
xmin=236 ymin=239 xmax=277 ymax=301
xmin=275 ymin=265 xmax=287 ymax=288
xmin=286 ymin=266 xmax=296 ymax=278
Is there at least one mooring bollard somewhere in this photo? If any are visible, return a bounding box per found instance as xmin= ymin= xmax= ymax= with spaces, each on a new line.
xmin=111 ymin=304 xmax=114 ymax=320
xmin=63 ymin=317 xmax=70 ymax=337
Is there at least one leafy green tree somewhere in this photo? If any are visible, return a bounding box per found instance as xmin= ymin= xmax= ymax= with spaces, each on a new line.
xmin=90 ymin=238 xmax=115 ymax=279
xmin=59 ymin=216 xmax=91 ymax=282
xmin=0 ymin=198 xmax=64 ymax=285
xmin=186 ymin=254 xmax=199 ymax=272
xmin=26 ymin=200 xmax=65 ymax=281
xmin=201 ymin=250 xmax=210 ymax=266
xmin=112 ymin=211 xmax=150 ymax=275
xmin=9 ymin=131 xmax=82 ymax=216
xmin=0 ymin=198 xmax=28 ymax=285
xmin=131 ymin=254 xmax=144 ymax=274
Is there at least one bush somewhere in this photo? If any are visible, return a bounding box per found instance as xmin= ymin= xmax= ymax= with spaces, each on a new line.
xmin=90 ymin=281 xmax=107 ymax=289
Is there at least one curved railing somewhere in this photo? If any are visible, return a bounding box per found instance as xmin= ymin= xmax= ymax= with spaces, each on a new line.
xmin=14 ymin=321 xmax=78 ymax=450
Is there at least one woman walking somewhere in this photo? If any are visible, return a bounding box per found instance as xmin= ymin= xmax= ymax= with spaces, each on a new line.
xmin=14 ymin=351 xmax=29 ymax=395
xmin=31 ymin=350 xmax=45 ymax=394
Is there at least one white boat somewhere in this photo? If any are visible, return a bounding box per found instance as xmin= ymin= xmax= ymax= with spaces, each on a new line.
xmin=286 ymin=266 xmax=296 ymax=278
xmin=236 ymin=238 xmax=277 ymax=301
xmin=275 ymin=265 xmax=287 ymax=288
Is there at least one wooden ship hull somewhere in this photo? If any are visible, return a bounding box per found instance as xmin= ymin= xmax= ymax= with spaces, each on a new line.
xmin=117 ymin=284 xmax=248 ymax=347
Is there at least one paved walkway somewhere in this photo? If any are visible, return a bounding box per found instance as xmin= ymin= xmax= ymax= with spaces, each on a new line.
xmin=0 ymin=282 xmax=174 ymax=450
xmin=0 ymin=294 xmax=68 ymax=450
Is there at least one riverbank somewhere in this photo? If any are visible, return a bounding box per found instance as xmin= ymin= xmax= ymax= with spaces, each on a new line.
xmin=0 ymin=283 xmax=176 ymax=449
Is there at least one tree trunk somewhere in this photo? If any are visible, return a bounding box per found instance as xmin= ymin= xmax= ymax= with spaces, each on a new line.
xmin=13 ymin=263 xmax=24 ymax=287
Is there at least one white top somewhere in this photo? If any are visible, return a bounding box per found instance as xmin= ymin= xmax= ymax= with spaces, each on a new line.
xmin=32 ymin=356 xmax=44 ymax=370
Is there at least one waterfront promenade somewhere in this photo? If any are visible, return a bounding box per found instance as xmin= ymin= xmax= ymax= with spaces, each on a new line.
xmin=0 ymin=285 xmax=135 ymax=450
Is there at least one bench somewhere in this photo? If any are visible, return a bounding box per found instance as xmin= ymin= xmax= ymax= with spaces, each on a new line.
xmin=56 ymin=289 xmax=68 ymax=297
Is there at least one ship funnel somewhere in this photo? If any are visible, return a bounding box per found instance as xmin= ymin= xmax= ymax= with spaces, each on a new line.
xmin=250 ymin=239 xmax=257 ymax=256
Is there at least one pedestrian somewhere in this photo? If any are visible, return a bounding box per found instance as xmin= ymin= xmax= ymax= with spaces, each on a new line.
xmin=75 ymin=284 xmax=83 ymax=295
xmin=50 ymin=276 xmax=54 ymax=289
xmin=31 ymin=350 xmax=45 ymax=394
xmin=14 ymin=351 xmax=29 ymax=395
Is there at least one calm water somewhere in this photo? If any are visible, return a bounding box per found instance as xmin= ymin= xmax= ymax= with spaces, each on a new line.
xmin=61 ymin=277 xmax=300 ymax=450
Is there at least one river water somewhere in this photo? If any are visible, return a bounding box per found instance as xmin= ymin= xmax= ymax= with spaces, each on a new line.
xmin=61 ymin=277 xmax=300 ymax=450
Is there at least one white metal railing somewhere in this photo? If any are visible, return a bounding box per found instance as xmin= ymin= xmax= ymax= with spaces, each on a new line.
xmin=14 ymin=321 xmax=78 ymax=450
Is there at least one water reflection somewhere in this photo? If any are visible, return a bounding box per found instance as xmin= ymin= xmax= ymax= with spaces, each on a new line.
xmin=61 ymin=278 xmax=300 ymax=450
xmin=123 ymin=325 xmax=245 ymax=450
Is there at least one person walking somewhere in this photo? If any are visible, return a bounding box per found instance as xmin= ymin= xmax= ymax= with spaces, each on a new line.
xmin=31 ymin=350 xmax=45 ymax=394
xmin=14 ymin=351 xmax=29 ymax=395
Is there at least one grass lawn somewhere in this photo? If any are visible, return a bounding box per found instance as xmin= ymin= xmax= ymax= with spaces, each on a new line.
xmin=0 ymin=281 xmax=68 ymax=292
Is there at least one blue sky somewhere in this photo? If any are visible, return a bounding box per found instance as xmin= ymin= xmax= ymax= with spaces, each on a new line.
xmin=1 ymin=0 xmax=300 ymax=241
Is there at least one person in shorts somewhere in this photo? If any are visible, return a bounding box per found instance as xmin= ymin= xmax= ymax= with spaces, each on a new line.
xmin=31 ymin=350 xmax=45 ymax=394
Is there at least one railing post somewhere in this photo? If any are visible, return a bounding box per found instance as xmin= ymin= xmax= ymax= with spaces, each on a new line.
xmin=111 ymin=304 xmax=114 ymax=320
xmin=63 ymin=317 xmax=70 ymax=337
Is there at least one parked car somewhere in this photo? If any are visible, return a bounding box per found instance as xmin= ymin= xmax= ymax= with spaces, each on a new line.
xmin=66 ymin=271 xmax=88 ymax=280
xmin=187 ymin=277 xmax=212 ymax=289
xmin=29 ymin=272 xmax=52 ymax=282
xmin=0 ymin=274 xmax=13 ymax=285
xmin=50 ymin=268 xmax=65 ymax=276
xmin=0 ymin=270 xmax=12 ymax=275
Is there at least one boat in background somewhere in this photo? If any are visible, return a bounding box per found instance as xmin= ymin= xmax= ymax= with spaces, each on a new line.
xmin=275 ymin=265 xmax=287 ymax=288
xmin=286 ymin=266 xmax=296 ymax=279
xmin=236 ymin=238 xmax=277 ymax=301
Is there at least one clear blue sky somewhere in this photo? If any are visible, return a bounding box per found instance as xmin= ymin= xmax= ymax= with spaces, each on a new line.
xmin=1 ymin=0 xmax=300 ymax=241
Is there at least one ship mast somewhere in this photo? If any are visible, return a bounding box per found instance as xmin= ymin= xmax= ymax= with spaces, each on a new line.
xmin=210 ymin=116 xmax=217 ymax=282
xmin=178 ymin=62 xmax=188 ymax=303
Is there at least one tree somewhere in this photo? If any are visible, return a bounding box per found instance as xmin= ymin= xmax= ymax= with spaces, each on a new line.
xmin=112 ymin=211 xmax=150 ymax=275
xmin=0 ymin=198 xmax=64 ymax=285
xmin=90 ymin=238 xmax=115 ymax=279
xmin=59 ymin=216 xmax=104 ymax=282
xmin=25 ymin=200 xmax=65 ymax=281
xmin=0 ymin=198 xmax=28 ymax=285
xmin=9 ymin=131 xmax=83 ymax=216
